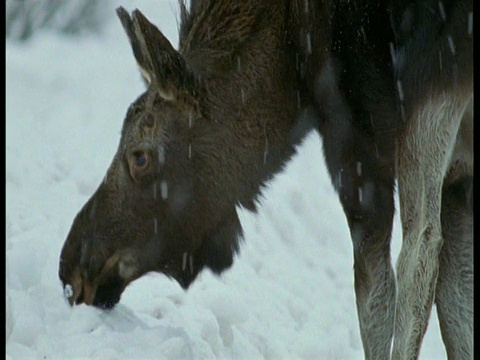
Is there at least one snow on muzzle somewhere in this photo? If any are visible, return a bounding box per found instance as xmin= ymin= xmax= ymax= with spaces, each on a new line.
xmin=62 ymin=252 xmax=134 ymax=309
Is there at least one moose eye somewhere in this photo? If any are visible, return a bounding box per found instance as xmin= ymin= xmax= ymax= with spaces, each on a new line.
xmin=135 ymin=153 xmax=147 ymax=167
xmin=129 ymin=150 xmax=152 ymax=181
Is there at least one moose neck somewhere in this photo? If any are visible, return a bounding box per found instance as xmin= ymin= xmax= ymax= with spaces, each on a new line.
xmin=177 ymin=2 xmax=301 ymax=210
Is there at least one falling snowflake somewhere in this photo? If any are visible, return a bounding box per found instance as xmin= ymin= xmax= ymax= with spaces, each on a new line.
xmin=306 ymin=32 xmax=312 ymax=55
xmin=438 ymin=1 xmax=446 ymax=21
xmin=447 ymin=35 xmax=456 ymax=55
xmin=356 ymin=162 xmax=362 ymax=176
xmin=161 ymin=181 xmax=168 ymax=200
xmin=396 ymin=80 xmax=404 ymax=102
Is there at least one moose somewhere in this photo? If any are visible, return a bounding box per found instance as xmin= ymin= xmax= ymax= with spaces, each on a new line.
xmin=59 ymin=1 xmax=473 ymax=359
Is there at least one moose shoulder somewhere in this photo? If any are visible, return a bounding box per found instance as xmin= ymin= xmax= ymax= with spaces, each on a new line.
xmin=59 ymin=2 xmax=316 ymax=309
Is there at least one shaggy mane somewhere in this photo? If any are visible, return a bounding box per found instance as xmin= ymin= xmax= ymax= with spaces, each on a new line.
xmin=177 ymin=0 xmax=269 ymax=56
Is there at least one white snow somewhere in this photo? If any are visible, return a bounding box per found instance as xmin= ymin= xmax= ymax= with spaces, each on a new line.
xmin=6 ymin=1 xmax=446 ymax=358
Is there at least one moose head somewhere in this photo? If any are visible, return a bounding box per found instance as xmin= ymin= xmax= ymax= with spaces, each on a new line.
xmin=59 ymin=4 xmax=304 ymax=309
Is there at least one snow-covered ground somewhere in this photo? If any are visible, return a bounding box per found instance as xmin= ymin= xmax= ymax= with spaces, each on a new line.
xmin=6 ymin=1 xmax=446 ymax=358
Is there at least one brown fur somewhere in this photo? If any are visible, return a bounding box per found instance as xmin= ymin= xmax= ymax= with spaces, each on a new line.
xmin=59 ymin=1 xmax=473 ymax=358
xmin=60 ymin=0 xmax=308 ymax=308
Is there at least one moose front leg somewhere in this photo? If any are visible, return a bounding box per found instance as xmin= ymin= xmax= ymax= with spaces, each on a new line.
xmin=321 ymin=118 xmax=396 ymax=360
xmin=392 ymin=97 xmax=467 ymax=359
xmin=435 ymin=101 xmax=473 ymax=359
xmin=436 ymin=177 xmax=473 ymax=360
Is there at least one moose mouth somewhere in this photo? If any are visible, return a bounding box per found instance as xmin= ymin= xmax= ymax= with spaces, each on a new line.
xmin=63 ymin=253 xmax=126 ymax=309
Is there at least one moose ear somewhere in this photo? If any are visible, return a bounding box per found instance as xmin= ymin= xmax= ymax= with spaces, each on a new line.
xmin=116 ymin=7 xmax=152 ymax=84
xmin=116 ymin=7 xmax=200 ymax=107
